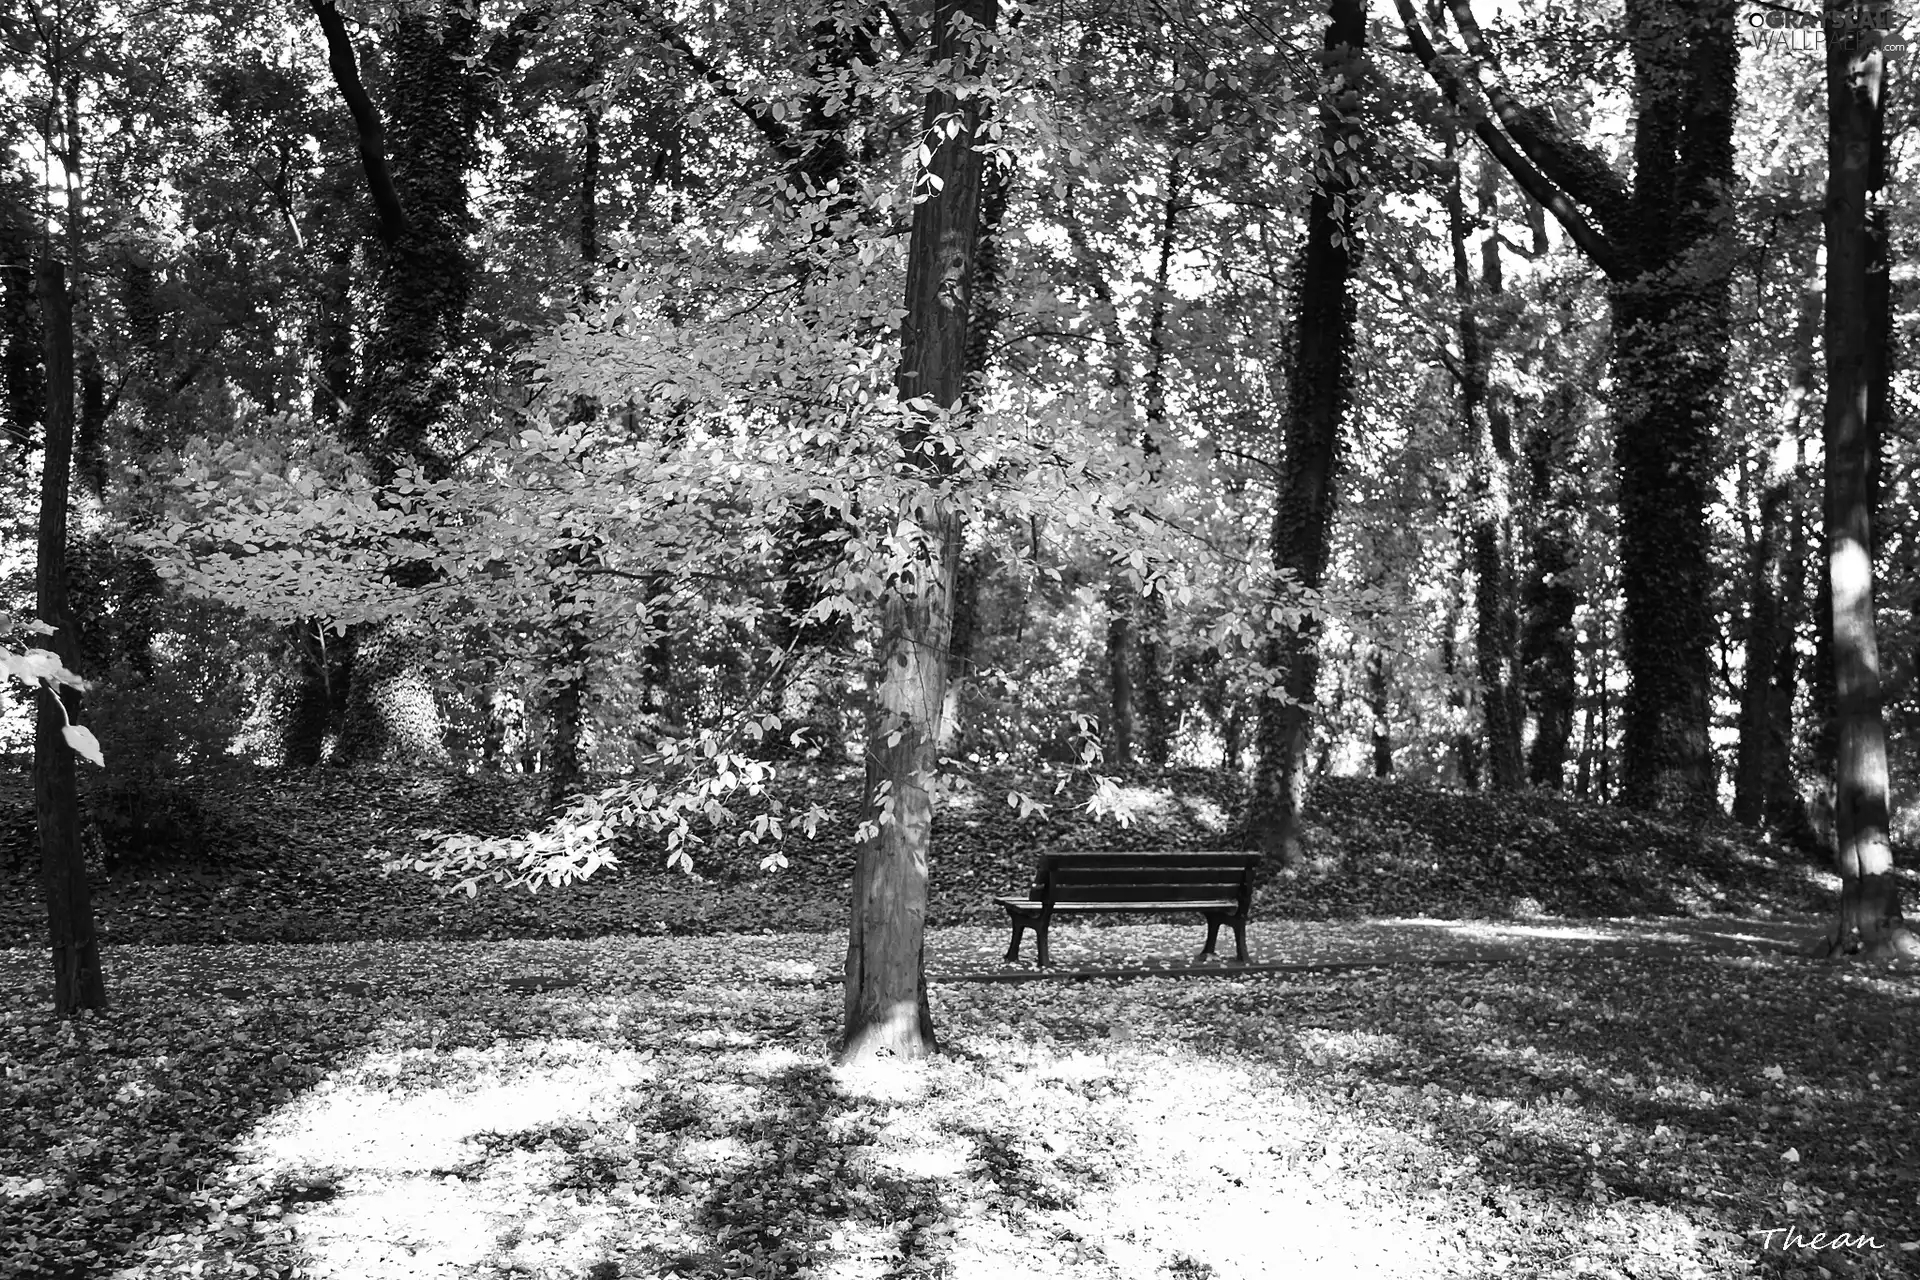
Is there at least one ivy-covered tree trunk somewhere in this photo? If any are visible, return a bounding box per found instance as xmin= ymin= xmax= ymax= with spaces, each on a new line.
xmin=1605 ymin=1 xmax=1736 ymax=810
xmin=1520 ymin=384 xmax=1581 ymax=788
xmin=35 ymin=257 xmax=105 ymax=1016
xmin=1820 ymin=11 xmax=1916 ymax=959
xmin=311 ymin=0 xmax=486 ymax=766
xmin=843 ymin=0 xmax=997 ymax=1064
xmin=1250 ymin=0 xmax=1365 ymax=863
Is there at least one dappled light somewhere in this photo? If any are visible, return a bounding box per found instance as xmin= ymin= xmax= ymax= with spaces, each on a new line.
xmin=6 ymin=931 xmax=1913 ymax=1278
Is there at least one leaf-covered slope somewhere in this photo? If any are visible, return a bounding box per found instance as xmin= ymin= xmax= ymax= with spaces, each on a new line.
xmin=0 ymin=766 xmax=1879 ymax=948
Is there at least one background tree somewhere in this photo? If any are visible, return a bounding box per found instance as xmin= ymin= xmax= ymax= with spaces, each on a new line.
xmin=1395 ymin=0 xmax=1738 ymax=812
xmin=1249 ymin=0 xmax=1367 ymax=864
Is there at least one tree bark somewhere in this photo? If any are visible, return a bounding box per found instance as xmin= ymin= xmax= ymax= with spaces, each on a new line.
xmin=0 ymin=175 xmax=42 ymax=447
xmin=1250 ymin=0 xmax=1366 ymax=863
xmin=842 ymin=0 xmax=997 ymax=1064
xmin=1734 ymin=283 xmax=1819 ymax=826
xmin=35 ymin=257 xmax=105 ymax=1016
xmin=1446 ymin=143 xmax=1523 ymax=789
xmin=1136 ymin=158 xmax=1183 ymax=768
xmin=1520 ymin=383 xmax=1580 ymax=788
xmin=1366 ymin=647 xmax=1392 ymax=777
xmin=1105 ymin=582 xmax=1135 ymax=766
xmin=1820 ymin=8 xmax=1916 ymax=959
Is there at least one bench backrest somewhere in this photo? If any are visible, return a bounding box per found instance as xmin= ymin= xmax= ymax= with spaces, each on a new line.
xmin=1028 ymin=851 xmax=1260 ymax=907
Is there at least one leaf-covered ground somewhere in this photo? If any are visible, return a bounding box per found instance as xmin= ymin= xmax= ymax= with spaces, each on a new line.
xmin=0 ymin=764 xmax=1881 ymax=948
xmin=1 ymin=937 xmax=1915 ymax=1279
xmin=4 ymin=766 xmax=1917 ymax=1278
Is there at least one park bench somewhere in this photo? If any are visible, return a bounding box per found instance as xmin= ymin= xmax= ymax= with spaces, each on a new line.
xmin=995 ymin=850 xmax=1261 ymax=966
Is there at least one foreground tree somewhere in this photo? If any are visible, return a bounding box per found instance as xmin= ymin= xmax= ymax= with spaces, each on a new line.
xmin=841 ymin=0 xmax=999 ymax=1063
xmin=1819 ymin=7 xmax=1917 ymax=959
xmin=1249 ymin=0 xmax=1367 ymax=863
xmin=36 ymin=258 xmax=106 ymax=1015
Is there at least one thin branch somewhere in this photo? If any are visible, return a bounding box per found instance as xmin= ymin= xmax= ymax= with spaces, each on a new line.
xmin=305 ymin=0 xmax=410 ymax=245
xmin=879 ymin=1 xmax=916 ymax=52
xmin=639 ymin=10 xmax=797 ymax=161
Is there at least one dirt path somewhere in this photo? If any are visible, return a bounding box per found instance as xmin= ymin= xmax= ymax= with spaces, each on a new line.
xmin=922 ymin=914 xmax=1830 ymax=981
xmin=0 ymin=914 xmax=1842 ymax=1005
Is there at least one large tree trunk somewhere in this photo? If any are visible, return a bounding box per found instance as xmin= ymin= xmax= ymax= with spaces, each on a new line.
xmin=1520 ymin=383 xmax=1581 ymax=788
xmin=1609 ymin=0 xmax=1736 ymax=811
xmin=1820 ymin=10 xmax=1916 ymax=959
xmin=842 ymin=0 xmax=997 ymax=1064
xmin=1250 ymin=0 xmax=1365 ymax=863
xmin=35 ymin=257 xmax=105 ymax=1016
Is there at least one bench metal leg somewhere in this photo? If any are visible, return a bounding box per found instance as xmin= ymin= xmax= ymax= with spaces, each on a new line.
xmin=1036 ymin=911 xmax=1052 ymax=967
xmin=1004 ymin=919 xmax=1027 ymax=963
xmin=1231 ymin=917 xmax=1249 ymax=964
xmin=1199 ymin=915 xmax=1223 ymax=960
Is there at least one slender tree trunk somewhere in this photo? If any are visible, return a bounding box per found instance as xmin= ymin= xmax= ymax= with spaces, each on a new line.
xmin=1250 ymin=0 xmax=1366 ymax=863
xmin=1446 ymin=142 xmax=1523 ymax=789
xmin=1137 ymin=158 xmax=1183 ymax=768
xmin=543 ymin=90 xmax=605 ymax=803
xmin=1820 ymin=9 xmax=1915 ymax=958
xmin=1520 ymin=383 xmax=1580 ymax=788
xmin=842 ymin=0 xmax=997 ymax=1064
xmin=545 ymin=530 xmax=597 ymax=809
xmin=1366 ymin=647 xmax=1392 ymax=777
xmin=0 ymin=175 xmax=42 ymax=446
xmin=1441 ymin=539 xmax=1480 ymax=789
xmin=35 ymin=257 xmax=104 ymax=1016
xmin=1735 ymin=282 xmax=1819 ymax=825
xmin=1770 ymin=445 xmax=1813 ymax=836
xmin=1106 ymin=585 xmax=1135 ymax=765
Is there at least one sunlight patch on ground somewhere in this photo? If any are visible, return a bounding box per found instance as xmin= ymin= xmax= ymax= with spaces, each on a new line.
xmin=1293 ymin=1027 xmax=1407 ymax=1066
xmin=1415 ymin=920 xmax=1617 ymax=942
xmin=228 ymin=1039 xmax=663 ymax=1279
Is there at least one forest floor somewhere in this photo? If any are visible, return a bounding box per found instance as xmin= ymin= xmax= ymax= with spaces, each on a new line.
xmin=2 ymin=764 xmax=1917 ymax=1279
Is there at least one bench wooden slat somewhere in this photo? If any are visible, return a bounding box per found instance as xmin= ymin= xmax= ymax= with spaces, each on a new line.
xmin=1017 ymin=885 xmax=1243 ymax=902
xmin=1043 ymin=867 xmax=1251 ymax=887
xmin=1040 ymin=852 xmax=1258 ymax=868
xmin=995 ymin=898 xmax=1240 ymax=912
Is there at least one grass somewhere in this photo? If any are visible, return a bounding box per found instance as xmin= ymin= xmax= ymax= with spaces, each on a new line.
xmin=2 ymin=764 xmax=1918 ymax=1278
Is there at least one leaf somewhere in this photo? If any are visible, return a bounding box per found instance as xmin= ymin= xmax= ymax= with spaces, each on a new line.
xmin=61 ymin=724 xmax=104 ymax=767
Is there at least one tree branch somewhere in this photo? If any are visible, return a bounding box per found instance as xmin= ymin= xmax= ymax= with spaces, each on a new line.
xmin=639 ymin=11 xmax=797 ymax=161
xmin=1392 ymin=0 xmax=1620 ymax=277
xmin=305 ymin=0 xmax=410 ymax=245
xmin=1442 ymin=1 xmax=1631 ymax=233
